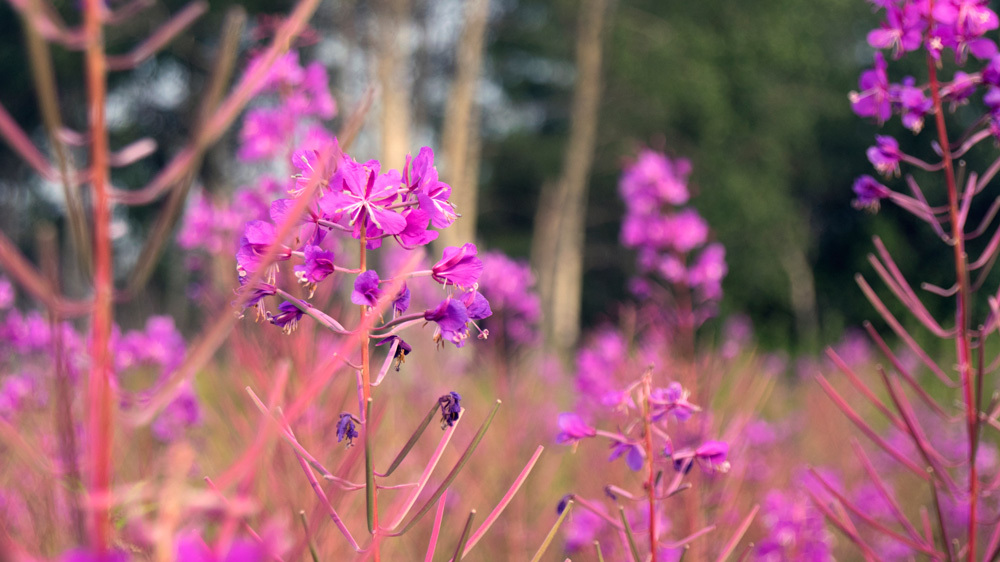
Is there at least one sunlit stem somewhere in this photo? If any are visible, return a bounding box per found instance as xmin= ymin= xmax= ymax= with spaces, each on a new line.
xmin=925 ymin=5 xmax=978 ymax=556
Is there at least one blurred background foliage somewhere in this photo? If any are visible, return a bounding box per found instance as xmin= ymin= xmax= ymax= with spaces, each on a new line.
xmin=0 ymin=0 xmax=970 ymax=355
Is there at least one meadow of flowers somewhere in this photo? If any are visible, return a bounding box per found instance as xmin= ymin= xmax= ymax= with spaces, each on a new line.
xmin=5 ymin=0 xmax=1000 ymax=560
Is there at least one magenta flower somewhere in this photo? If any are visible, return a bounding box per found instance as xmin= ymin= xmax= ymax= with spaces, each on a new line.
xmin=695 ymin=440 xmax=730 ymax=473
xmin=234 ymin=279 xmax=277 ymax=321
xmin=351 ymin=270 xmax=382 ymax=307
xmin=666 ymin=209 xmax=709 ymax=253
xmin=867 ymin=4 xmax=924 ymax=57
xmin=294 ymin=244 xmax=336 ymax=289
xmin=237 ymin=108 xmax=292 ymax=162
xmin=609 ymin=440 xmax=645 ymax=471
xmin=555 ymin=412 xmax=596 ymax=444
xmin=406 ymin=147 xmax=457 ymax=228
xmin=424 ymin=298 xmax=470 ymax=347
xmin=852 ymin=175 xmax=891 ymax=210
xmin=461 ymin=289 xmax=493 ymax=321
xmin=320 ymin=156 xmax=406 ymax=238
xmin=432 ymin=243 xmax=484 ymax=287
xmin=850 ymin=52 xmax=892 ymax=122
xmin=236 ymin=220 xmax=291 ymax=279
xmin=866 ymin=135 xmax=902 ymax=176
xmin=894 ymin=77 xmax=932 ymax=132
xmin=619 ymin=149 xmax=691 ymax=209
xmin=269 ymin=301 xmax=305 ymax=334
xmin=398 ymin=209 xmax=438 ymax=248
xmin=688 ymin=243 xmax=727 ymax=300
xmin=152 ymin=385 xmax=201 ymax=442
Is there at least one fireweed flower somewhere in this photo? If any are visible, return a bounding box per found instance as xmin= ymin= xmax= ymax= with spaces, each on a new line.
xmin=438 ymin=391 xmax=462 ymax=428
xmin=555 ymin=412 xmax=597 ymax=444
xmin=268 ymin=301 xmax=305 ymax=334
xmin=424 ymin=298 xmax=470 ymax=347
xmin=619 ymin=148 xmax=691 ymax=209
xmin=376 ymin=335 xmax=411 ymax=371
xmin=405 ymin=147 xmax=457 ymax=228
xmin=351 ymin=270 xmax=382 ymax=307
xmin=866 ymin=135 xmax=902 ymax=176
xmin=894 ymin=77 xmax=933 ymax=132
xmin=609 ymin=439 xmax=645 ymax=472
xmin=294 ymin=244 xmax=335 ymax=297
xmin=666 ymin=209 xmax=709 ymax=253
xmin=236 ymin=220 xmax=291 ymax=281
xmin=336 ymin=413 xmax=359 ymax=446
xmin=320 ymin=156 xmax=407 ymax=240
xmin=850 ymin=52 xmax=892 ymax=122
xmin=431 ymin=243 xmax=484 ymax=287
xmin=688 ymin=243 xmax=727 ymax=301
xmin=649 ymin=382 xmax=699 ymax=422
xmin=234 ymin=279 xmax=276 ymax=321
xmin=867 ymin=3 xmax=924 ymax=57
xmin=694 ymin=440 xmax=730 ymax=473
xmin=852 ymin=174 xmax=891 ymax=210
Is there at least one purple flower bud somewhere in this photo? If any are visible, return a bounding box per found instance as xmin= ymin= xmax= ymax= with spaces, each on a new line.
xmin=438 ymin=391 xmax=462 ymax=428
xmin=984 ymin=55 xmax=1000 ymax=87
xmin=336 ymin=413 xmax=359 ymax=446
xmin=556 ymin=493 xmax=573 ymax=515
xmin=351 ymin=270 xmax=382 ymax=307
xmin=432 ymin=243 xmax=484 ymax=287
xmin=556 ymin=412 xmax=597 ymax=444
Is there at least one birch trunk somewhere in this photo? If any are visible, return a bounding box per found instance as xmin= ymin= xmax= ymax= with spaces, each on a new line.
xmin=531 ymin=0 xmax=609 ymax=357
xmin=375 ymin=0 xmax=411 ymax=170
xmin=439 ymin=0 xmax=490 ymax=248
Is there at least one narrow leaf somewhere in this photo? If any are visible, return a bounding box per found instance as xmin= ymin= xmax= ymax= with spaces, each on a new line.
xmin=462 ymin=446 xmax=544 ymax=557
xmin=450 ymin=510 xmax=476 ymax=562
xmin=379 ymin=401 xmax=440 ymax=478
xmin=424 ymin=491 xmax=448 ymax=562
xmin=391 ymin=400 xmax=502 ymax=536
xmin=529 ymin=499 xmax=573 ymax=562
xmin=365 ymin=398 xmax=376 ymax=534
xmin=619 ymin=506 xmax=641 ymax=562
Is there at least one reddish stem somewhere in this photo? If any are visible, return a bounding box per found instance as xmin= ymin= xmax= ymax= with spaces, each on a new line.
xmin=642 ymin=371 xmax=657 ymax=562
xmin=84 ymin=0 xmax=113 ymax=550
xmin=925 ymin=10 xmax=977 ymax=557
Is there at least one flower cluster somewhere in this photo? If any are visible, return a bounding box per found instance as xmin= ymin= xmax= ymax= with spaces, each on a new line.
xmin=555 ymin=367 xmax=729 ymax=556
xmin=476 ymin=251 xmax=541 ymax=346
xmin=850 ymin=1 xmax=1000 ymax=209
xmin=619 ymin=149 xmax=727 ymax=327
xmin=0 ymin=278 xmax=198 ymax=441
xmin=235 ymin=138 xmax=492 ymax=349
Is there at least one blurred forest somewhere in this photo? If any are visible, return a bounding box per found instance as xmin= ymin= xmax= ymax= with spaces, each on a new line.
xmin=0 ymin=0 xmax=958 ymax=355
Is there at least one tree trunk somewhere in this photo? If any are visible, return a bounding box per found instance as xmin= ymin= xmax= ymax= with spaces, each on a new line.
xmin=439 ymin=0 xmax=490 ymax=248
xmin=531 ymin=0 xmax=610 ymax=358
xmin=375 ymin=0 xmax=411 ymax=170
